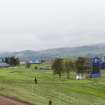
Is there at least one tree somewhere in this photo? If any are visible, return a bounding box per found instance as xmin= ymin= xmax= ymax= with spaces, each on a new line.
xmin=75 ymin=57 xmax=86 ymax=74
xmin=26 ymin=62 xmax=31 ymax=68
xmin=52 ymin=58 xmax=64 ymax=78
xmin=5 ymin=57 xmax=9 ymax=64
xmin=4 ymin=57 xmax=20 ymax=66
xmin=49 ymin=100 xmax=52 ymax=105
xmin=64 ymin=60 xmax=74 ymax=79
xmin=15 ymin=58 xmax=20 ymax=65
xmin=34 ymin=76 xmax=38 ymax=84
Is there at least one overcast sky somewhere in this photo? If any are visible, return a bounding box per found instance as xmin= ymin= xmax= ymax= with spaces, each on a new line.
xmin=0 ymin=0 xmax=105 ymax=51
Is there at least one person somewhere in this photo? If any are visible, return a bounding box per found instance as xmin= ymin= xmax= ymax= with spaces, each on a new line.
xmin=34 ymin=76 xmax=37 ymax=84
xmin=49 ymin=100 xmax=52 ymax=105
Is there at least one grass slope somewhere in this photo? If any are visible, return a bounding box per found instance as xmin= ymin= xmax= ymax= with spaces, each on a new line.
xmin=0 ymin=65 xmax=105 ymax=105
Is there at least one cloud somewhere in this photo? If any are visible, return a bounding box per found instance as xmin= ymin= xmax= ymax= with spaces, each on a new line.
xmin=0 ymin=0 xmax=105 ymax=51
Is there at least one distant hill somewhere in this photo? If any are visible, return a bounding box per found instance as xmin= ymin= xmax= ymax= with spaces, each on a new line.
xmin=1 ymin=43 xmax=105 ymax=60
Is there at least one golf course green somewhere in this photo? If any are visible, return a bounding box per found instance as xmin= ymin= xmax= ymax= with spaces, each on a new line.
xmin=0 ymin=65 xmax=105 ymax=105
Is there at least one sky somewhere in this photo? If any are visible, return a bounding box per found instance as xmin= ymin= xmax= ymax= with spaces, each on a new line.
xmin=0 ymin=0 xmax=105 ymax=51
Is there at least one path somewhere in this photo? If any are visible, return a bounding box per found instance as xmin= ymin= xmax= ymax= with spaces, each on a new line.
xmin=0 ymin=96 xmax=32 ymax=105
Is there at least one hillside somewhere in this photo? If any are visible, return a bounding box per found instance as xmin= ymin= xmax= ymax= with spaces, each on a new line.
xmin=1 ymin=44 xmax=105 ymax=60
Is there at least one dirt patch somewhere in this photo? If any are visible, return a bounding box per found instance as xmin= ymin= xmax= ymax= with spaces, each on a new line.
xmin=0 ymin=96 xmax=33 ymax=105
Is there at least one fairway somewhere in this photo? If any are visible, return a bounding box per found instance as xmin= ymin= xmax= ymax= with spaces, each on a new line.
xmin=0 ymin=66 xmax=105 ymax=105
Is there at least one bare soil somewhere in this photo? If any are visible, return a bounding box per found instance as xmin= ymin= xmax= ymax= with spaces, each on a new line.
xmin=0 ymin=96 xmax=32 ymax=105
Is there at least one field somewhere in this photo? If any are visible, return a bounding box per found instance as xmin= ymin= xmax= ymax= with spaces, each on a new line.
xmin=0 ymin=65 xmax=105 ymax=105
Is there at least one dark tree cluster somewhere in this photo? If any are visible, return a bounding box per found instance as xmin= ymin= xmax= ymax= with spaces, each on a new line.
xmin=4 ymin=56 xmax=20 ymax=66
xmin=75 ymin=57 xmax=86 ymax=74
xmin=52 ymin=58 xmax=64 ymax=78
xmin=52 ymin=57 xmax=91 ymax=79
xmin=64 ymin=60 xmax=74 ymax=79
xmin=52 ymin=58 xmax=74 ymax=78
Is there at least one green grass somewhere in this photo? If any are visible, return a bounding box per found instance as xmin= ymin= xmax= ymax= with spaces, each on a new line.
xmin=0 ymin=65 xmax=105 ymax=105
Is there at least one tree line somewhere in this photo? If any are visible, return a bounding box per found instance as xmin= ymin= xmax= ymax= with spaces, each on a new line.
xmin=4 ymin=57 xmax=20 ymax=66
xmin=52 ymin=57 xmax=91 ymax=79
